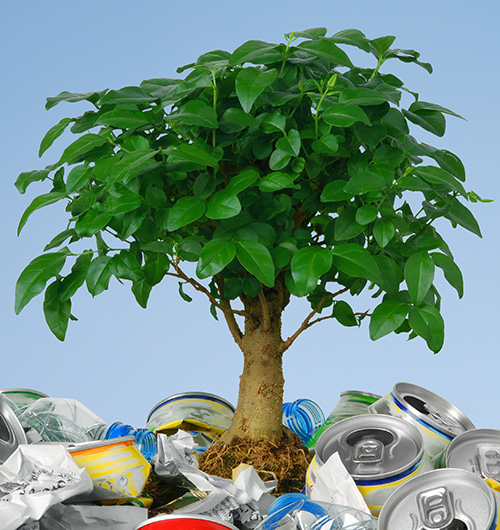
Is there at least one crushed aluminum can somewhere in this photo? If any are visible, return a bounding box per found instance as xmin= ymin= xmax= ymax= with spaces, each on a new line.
xmin=134 ymin=514 xmax=239 ymax=530
xmin=146 ymin=392 xmax=235 ymax=441
xmin=0 ymin=388 xmax=48 ymax=414
xmin=378 ymin=468 xmax=500 ymax=530
xmin=0 ymin=394 xmax=27 ymax=464
xmin=369 ymin=382 xmax=475 ymax=461
xmin=68 ymin=436 xmax=151 ymax=500
xmin=307 ymin=414 xmax=433 ymax=515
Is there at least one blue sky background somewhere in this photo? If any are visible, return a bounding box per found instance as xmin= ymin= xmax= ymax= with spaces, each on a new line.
xmin=1 ymin=1 xmax=499 ymax=431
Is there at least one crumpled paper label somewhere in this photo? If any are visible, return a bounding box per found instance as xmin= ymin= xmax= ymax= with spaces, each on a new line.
xmin=0 ymin=444 xmax=93 ymax=530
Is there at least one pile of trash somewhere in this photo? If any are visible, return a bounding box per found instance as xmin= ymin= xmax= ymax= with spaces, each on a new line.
xmin=0 ymin=383 xmax=499 ymax=530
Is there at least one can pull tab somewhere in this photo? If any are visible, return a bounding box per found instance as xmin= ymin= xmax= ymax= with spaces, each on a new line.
xmin=477 ymin=444 xmax=500 ymax=481
xmin=417 ymin=487 xmax=454 ymax=529
xmin=353 ymin=438 xmax=384 ymax=463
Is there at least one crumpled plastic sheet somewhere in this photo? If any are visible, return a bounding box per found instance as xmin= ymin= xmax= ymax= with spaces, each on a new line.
xmin=38 ymin=503 xmax=148 ymax=529
xmin=0 ymin=444 xmax=93 ymax=530
xmin=153 ymin=432 xmax=277 ymax=528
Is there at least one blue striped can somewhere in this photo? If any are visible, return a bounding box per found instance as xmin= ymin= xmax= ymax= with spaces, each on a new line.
xmin=306 ymin=414 xmax=432 ymax=515
xmin=369 ymin=382 xmax=475 ymax=463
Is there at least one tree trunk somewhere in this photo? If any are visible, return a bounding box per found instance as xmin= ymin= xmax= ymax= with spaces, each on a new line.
xmin=220 ymin=278 xmax=290 ymax=442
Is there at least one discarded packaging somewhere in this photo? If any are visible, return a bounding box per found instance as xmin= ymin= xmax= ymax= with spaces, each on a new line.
xmin=0 ymin=388 xmax=48 ymax=416
xmin=105 ymin=422 xmax=158 ymax=462
xmin=68 ymin=436 xmax=151 ymax=501
xmin=306 ymin=391 xmax=381 ymax=452
xmin=134 ymin=514 xmax=239 ymax=530
xmin=0 ymin=443 xmax=93 ymax=530
xmin=18 ymin=398 xmax=108 ymax=443
xmin=369 ymin=382 xmax=475 ymax=460
xmin=378 ymin=468 xmax=499 ymax=529
xmin=0 ymin=393 xmax=27 ymax=464
xmin=282 ymin=399 xmax=325 ymax=445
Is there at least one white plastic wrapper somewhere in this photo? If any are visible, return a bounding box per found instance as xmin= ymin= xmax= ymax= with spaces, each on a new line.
xmin=39 ymin=503 xmax=148 ymax=530
xmin=0 ymin=444 xmax=93 ymax=530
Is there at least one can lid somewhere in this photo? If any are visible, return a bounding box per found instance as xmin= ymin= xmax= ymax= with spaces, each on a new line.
xmin=378 ymin=468 xmax=496 ymax=530
xmin=0 ymin=394 xmax=27 ymax=464
xmin=392 ymin=382 xmax=474 ymax=438
xmin=134 ymin=514 xmax=239 ymax=530
xmin=446 ymin=428 xmax=500 ymax=481
xmin=315 ymin=414 xmax=424 ymax=480
xmin=146 ymin=392 xmax=235 ymax=423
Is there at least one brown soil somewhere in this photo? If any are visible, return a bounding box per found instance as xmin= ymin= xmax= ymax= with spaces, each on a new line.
xmin=198 ymin=434 xmax=312 ymax=494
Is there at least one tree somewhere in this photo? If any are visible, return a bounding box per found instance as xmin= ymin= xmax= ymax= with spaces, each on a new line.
xmin=15 ymin=28 xmax=483 ymax=463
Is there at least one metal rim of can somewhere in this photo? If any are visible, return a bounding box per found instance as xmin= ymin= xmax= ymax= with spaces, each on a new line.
xmin=0 ymin=388 xmax=49 ymax=401
xmin=134 ymin=514 xmax=239 ymax=530
xmin=315 ymin=414 xmax=425 ymax=482
xmin=146 ymin=392 xmax=236 ymax=423
xmin=67 ymin=435 xmax=136 ymax=454
xmin=339 ymin=390 xmax=382 ymax=401
xmin=392 ymin=382 xmax=475 ymax=439
xmin=445 ymin=428 xmax=500 ymax=472
xmin=0 ymin=394 xmax=27 ymax=463
xmin=378 ymin=467 xmax=498 ymax=529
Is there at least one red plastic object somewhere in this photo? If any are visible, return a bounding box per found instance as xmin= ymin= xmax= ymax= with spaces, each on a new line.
xmin=135 ymin=515 xmax=239 ymax=530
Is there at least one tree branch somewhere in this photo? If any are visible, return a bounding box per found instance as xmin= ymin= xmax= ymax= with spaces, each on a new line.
xmin=214 ymin=275 xmax=244 ymax=350
xmin=258 ymin=289 xmax=271 ymax=331
xmin=280 ymin=286 xmax=350 ymax=354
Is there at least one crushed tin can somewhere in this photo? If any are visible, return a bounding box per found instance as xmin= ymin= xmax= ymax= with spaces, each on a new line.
xmin=68 ymin=436 xmax=151 ymax=500
xmin=0 ymin=394 xmax=27 ymax=464
xmin=306 ymin=390 xmax=381 ymax=452
xmin=378 ymin=468 xmax=500 ymax=530
xmin=134 ymin=514 xmax=239 ymax=530
xmin=369 ymin=382 xmax=475 ymax=461
xmin=146 ymin=392 xmax=234 ymax=445
xmin=306 ymin=414 xmax=432 ymax=515
xmin=0 ymin=388 xmax=48 ymax=415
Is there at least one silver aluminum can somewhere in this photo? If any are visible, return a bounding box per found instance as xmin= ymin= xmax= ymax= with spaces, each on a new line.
xmin=369 ymin=382 xmax=474 ymax=461
xmin=378 ymin=468 xmax=500 ymax=530
xmin=0 ymin=394 xmax=27 ymax=464
xmin=306 ymin=390 xmax=381 ymax=452
xmin=307 ymin=414 xmax=432 ymax=515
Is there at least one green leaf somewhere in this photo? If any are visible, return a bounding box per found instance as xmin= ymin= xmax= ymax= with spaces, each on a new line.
xmin=144 ymin=253 xmax=170 ymax=285
xmin=259 ymin=172 xmax=299 ymax=192
xmin=431 ymin=149 xmax=466 ymax=182
xmin=370 ymin=35 xmax=396 ymax=55
xmin=86 ymin=256 xmax=114 ymax=296
xmin=39 ymin=118 xmax=74 ymax=157
xmin=132 ymin=280 xmax=152 ymax=309
xmin=333 ymin=300 xmax=358 ymax=327
xmin=321 ymin=104 xmax=371 ymax=127
xmin=105 ymin=186 xmax=142 ymax=215
xmin=59 ymin=134 xmax=109 ymax=165
xmin=167 ymin=197 xmax=206 ymax=231
xmin=355 ymin=205 xmax=378 ymax=225
xmin=311 ymin=134 xmax=339 ymax=155
xmin=431 ymin=253 xmax=463 ymax=298
xmin=235 ymin=67 xmax=278 ymax=113
xmin=44 ymin=229 xmax=75 ymax=251
xmin=167 ymin=99 xmax=218 ymax=128
xmin=15 ymin=251 xmax=68 ymax=314
xmin=229 ymin=40 xmax=282 ymax=66
xmin=178 ymin=282 xmax=193 ymax=302
xmin=43 ymin=280 xmax=72 ymax=341
xmin=344 ymin=169 xmax=386 ymax=196
xmin=291 ymin=246 xmax=333 ymax=296
xmin=334 ymin=208 xmax=365 ymax=240
xmin=403 ymin=109 xmax=446 ymax=137
xmin=99 ymin=86 xmax=155 ymax=106
xmin=289 ymin=27 xmax=327 ymax=40
xmin=18 ymin=192 xmax=67 ymax=235
xmin=226 ymin=169 xmax=259 ymax=194
xmin=194 ymin=173 xmax=216 ymax=200
xmin=320 ymin=181 xmax=353 ymax=202
xmin=66 ymin=165 xmax=92 ymax=193
xmin=409 ymin=304 xmax=444 ymax=352
xmin=178 ymin=239 xmax=202 ymax=262
xmin=374 ymin=255 xmax=403 ymax=296
xmin=332 ymin=243 xmax=381 ymax=284
xmin=45 ymin=90 xmax=107 ymax=110
xmin=298 ymin=39 xmax=353 ymax=67
xmin=370 ymin=299 xmax=409 ymax=340
xmin=111 ymin=251 xmax=144 ymax=282
xmin=445 ymin=198 xmax=482 ymax=237
xmin=15 ymin=168 xmax=51 ymax=194
xmin=74 ymin=209 xmax=112 ymax=237
xmin=96 ymin=109 xmax=153 ymax=129
xmin=269 ymin=149 xmax=291 ymax=171
xmin=339 ymin=88 xmax=390 ymax=106
xmin=206 ymin=190 xmax=241 ymax=220
xmin=373 ymin=219 xmax=395 ymax=248
xmin=165 ymin=144 xmax=219 ymax=169
xmin=220 ymin=107 xmax=259 ymax=133
xmin=197 ymin=239 xmax=236 ymax=279
xmin=414 ymin=166 xmax=466 ymax=196
xmin=404 ymin=253 xmax=435 ymax=305
xmin=236 ymin=241 xmax=275 ymax=287
xmin=408 ymin=101 xmax=464 ymax=120
xmin=60 ymin=252 xmax=92 ymax=301
xmin=260 ymin=112 xmax=287 ymax=133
